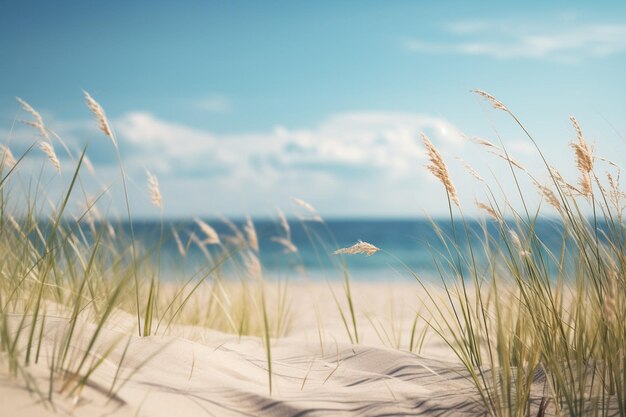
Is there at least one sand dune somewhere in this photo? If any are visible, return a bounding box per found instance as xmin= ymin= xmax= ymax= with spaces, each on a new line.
xmin=0 ymin=282 xmax=550 ymax=417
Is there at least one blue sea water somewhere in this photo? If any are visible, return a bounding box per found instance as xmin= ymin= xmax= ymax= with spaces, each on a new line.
xmin=123 ymin=218 xmax=572 ymax=282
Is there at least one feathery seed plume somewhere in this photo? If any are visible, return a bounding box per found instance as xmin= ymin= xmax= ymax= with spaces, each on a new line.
xmin=487 ymin=150 xmax=525 ymax=170
xmin=194 ymin=218 xmax=220 ymax=245
xmin=535 ymin=183 xmax=562 ymax=212
xmin=245 ymin=215 xmax=259 ymax=252
xmin=16 ymin=97 xmax=49 ymax=140
xmin=189 ymin=231 xmax=213 ymax=261
xmin=1 ymin=145 xmax=16 ymax=169
xmin=475 ymin=200 xmax=499 ymax=221
xmin=271 ymin=237 xmax=298 ymax=253
xmin=509 ymin=230 xmax=529 ymax=257
xmin=509 ymin=230 xmax=522 ymax=250
xmin=579 ymin=173 xmax=593 ymax=197
xmin=277 ymin=208 xmax=290 ymax=239
xmin=333 ymin=240 xmax=380 ymax=256
xmin=38 ymin=142 xmax=61 ymax=172
xmin=291 ymin=197 xmax=323 ymax=222
xmin=421 ymin=133 xmax=460 ymax=207
xmin=456 ymin=157 xmax=484 ymax=182
xmin=146 ymin=171 xmax=162 ymax=209
xmin=473 ymin=137 xmax=498 ymax=149
xmin=83 ymin=91 xmax=114 ymax=142
xmin=171 ymin=227 xmax=187 ymax=257
xmin=472 ymin=90 xmax=508 ymax=112
xmin=569 ymin=117 xmax=594 ymax=197
xmin=597 ymin=156 xmax=620 ymax=169
xmin=219 ymin=215 xmax=245 ymax=245
xmin=607 ymin=172 xmax=626 ymax=212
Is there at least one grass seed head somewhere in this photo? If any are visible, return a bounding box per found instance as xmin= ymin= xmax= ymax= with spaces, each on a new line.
xmin=334 ymin=240 xmax=380 ymax=256
xmin=16 ymin=97 xmax=49 ymax=141
xmin=421 ymin=133 xmax=460 ymax=207
xmin=570 ymin=117 xmax=594 ymax=197
xmin=194 ymin=218 xmax=220 ymax=245
xmin=472 ymin=89 xmax=508 ymax=112
xmin=146 ymin=171 xmax=163 ymax=210
xmin=245 ymin=215 xmax=259 ymax=252
xmin=271 ymin=237 xmax=298 ymax=253
xmin=38 ymin=141 xmax=61 ymax=172
xmin=83 ymin=91 xmax=114 ymax=142
xmin=475 ymin=200 xmax=499 ymax=221
xmin=1 ymin=145 xmax=16 ymax=169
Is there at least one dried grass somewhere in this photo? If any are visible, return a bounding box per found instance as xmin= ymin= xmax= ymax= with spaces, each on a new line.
xmin=333 ymin=241 xmax=380 ymax=256
xmin=38 ymin=141 xmax=61 ymax=172
xmin=421 ymin=133 xmax=460 ymax=207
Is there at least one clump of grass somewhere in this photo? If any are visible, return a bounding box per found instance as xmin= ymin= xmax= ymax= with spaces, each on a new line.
xmin=416 ymin=90 xmax=626 ymax=416
xmin=0 ymin=94 xmax=295 ymax=404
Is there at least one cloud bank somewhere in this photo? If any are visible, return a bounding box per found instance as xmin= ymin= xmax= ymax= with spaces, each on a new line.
xmin=405 ymin=19 xmax=626 ymax=62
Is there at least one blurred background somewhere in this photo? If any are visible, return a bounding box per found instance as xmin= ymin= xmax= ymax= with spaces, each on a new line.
xmin=1 ymin=1 xmax=625 ymax=219
xmin=1 ymin=1 xmax=626 ymax=279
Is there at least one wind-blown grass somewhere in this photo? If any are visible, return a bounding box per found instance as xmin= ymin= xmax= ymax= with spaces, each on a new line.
xmin=0 ymin=95 xmax=295 ymax=403
xmin=415 ymin=90 xmax=626 ymax=416
xmin=2 ymin=90 xmax=625 ymax=416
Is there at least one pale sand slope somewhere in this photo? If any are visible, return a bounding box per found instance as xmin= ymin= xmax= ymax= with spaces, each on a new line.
xmin=0 ymin=282 xmax=543 ymax=417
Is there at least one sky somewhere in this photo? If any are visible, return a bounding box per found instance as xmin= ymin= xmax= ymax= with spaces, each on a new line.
xmin=1 ymin=1 xmax=626 ymax=219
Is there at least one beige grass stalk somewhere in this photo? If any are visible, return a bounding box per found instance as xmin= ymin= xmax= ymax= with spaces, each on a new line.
xmin=195 ymin=218 xmax=221 ymax=245
xmin=457 ymin=157 xmax=484 ymax=182
xmin=271 ymin=237 xmax=298 ymax=253
xmin=277 ymin=208 xmax=290 ymax=239
xmin=272 ymin=208 xmax=297 ymax=253
xmin=421 ymin=133 xmax=460 ymax=207
xmin=535 ymin=182 xmax=562 ymax=212
xmin=606 ymin=172 xmax=626 ymax=213
xmin=475 ymin=200 xmax=499 ymax=221
xmin=16 ymin=97 xmax=50 ymax=141
xmin=472 ymin=89 xmax=508 ymax=112
xmin=473 ymin=137 xmax=499 ymax=148
xmin=1 ymin=145 xmax=16 ymax=169
xmin=245 ymin=216 xmax=259 ymax=252
xmin=487 ymin=150 xmax=525 ymax=170
xmin=146 ymin=171 xmax=162 ymax=210
xmin=220 ymin=215 xmax=246 ymax=246
xmin=83 ymin=90 xmax=145 ymax=335
xmin=171 ymin=226 xmax=187 ymax=257
xmin=291 ymin=197 xmax=323 ymax=222
xmin=570 ymin=116 xmax=594 ymax=197
xmin=83 ymin=91 xmax=114 ymax=143
xmin=38 ymin=142 xmax=61 ymax=172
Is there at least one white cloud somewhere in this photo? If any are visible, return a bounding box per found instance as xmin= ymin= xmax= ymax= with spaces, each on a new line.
xmin=113 ymin=110 xmax=463 ymax=180
xmin=109 ymin=111 xmax=467 ymax=215
xmin=405 ymin=20 xmax=626 ymax=62
xmin=0 ymin=110 xmax=468 ymax=216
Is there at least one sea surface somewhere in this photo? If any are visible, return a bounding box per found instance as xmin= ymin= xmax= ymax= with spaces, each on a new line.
xmin=121 ymin=218 xmax=574 ymax=282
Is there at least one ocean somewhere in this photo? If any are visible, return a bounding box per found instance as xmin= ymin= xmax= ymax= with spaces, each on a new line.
xmin=122 ymin=218 xmax=572 ymax=282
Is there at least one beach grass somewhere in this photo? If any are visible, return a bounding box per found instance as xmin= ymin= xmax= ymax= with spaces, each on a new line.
xmin=0 ymin=95 xmax=294 ymax=402
xmin=414 ymin=91 xmax=626 ymax=416
xmin=0 ymin=91 xmax=625 ymax=416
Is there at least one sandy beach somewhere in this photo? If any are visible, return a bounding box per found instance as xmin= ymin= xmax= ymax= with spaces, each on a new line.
xmin=0 ymin=282 xmax=492 ymax=417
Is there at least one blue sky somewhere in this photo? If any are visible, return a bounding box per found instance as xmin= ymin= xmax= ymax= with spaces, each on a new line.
xmin=1 ymin=1 xmax=626 ymax=218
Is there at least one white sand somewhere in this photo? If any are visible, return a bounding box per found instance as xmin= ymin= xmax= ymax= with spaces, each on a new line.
xmin=0 ymin=282 xmax=490 ymax=416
